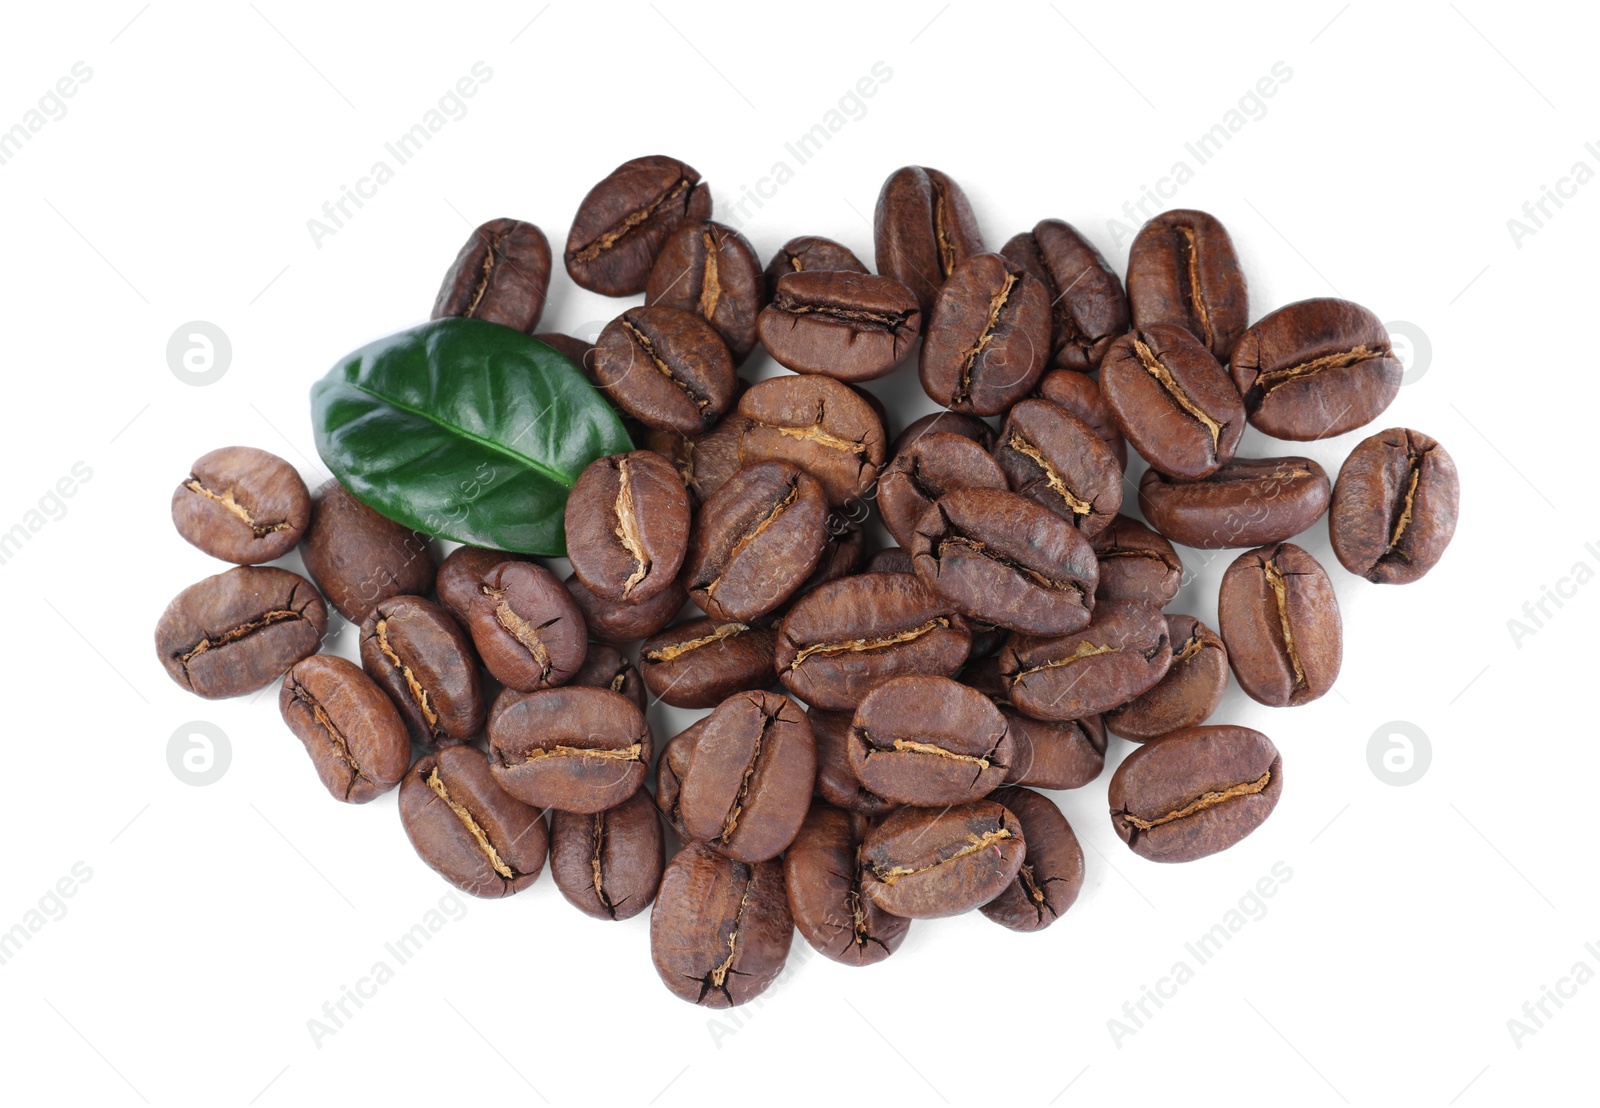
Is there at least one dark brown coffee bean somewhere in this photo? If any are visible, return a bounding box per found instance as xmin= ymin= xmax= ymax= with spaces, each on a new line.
xmin=784 ymin=805 xmax=911 ymax=966
xmin=300 ymin=482 xmax=435 ymax=624
xmin=400 ymin=745 xmax=548 ymax=897
xmin=763 ymin=235 xmax=868 ymax=301
xmin=1218 ymin=542 xmax=1342 ymax=707
xmin=1330 ymin=428 xmax=1459 ymax=584
xmin=1139 ymin=456 xmax=1331 ymax=549
xmin=998 ymin=599 xmax=1171 ymax=721
xmin=796 ymin=513 xmax=866 ymax=596
xmin=878 ymin=432 xmax=1009 ymax=550
xmin=360 ymin=595 xmax=485 ymax=746
xmin=593 ymin=306 xmax=737 ymax=435
xmin=873 ymin=165 xmax=984 ymax=315
xmin=1035 ymin=369 xmax=1127 ymax=470
xmin=758 ymin=271 xmax=922 ymax=381
xmin=808 ymin=708 xmax=894 ymax=815
xmin=172 ymin=446 xmax=310 ymax=564
xmin=1101 ymin=324 xmax=1245 ymax=480
xmin=280 ymin=655 xmax=410 ymax=803
xmin=646 ymin=221 xmax=764 ymax=362
xmin=890 ymin=410 xmax=996 ymax=456
xmin=847 ymin=675 xmax=1011 ymax=806
xmin=534 ymin=332 xmax=597 ymax=380
xmin=962 ymin=657 xmax=1105 ymax=790
xmin=549 ymin=791 xmax=664 ymax=921
xmin=564 ymin=572 xmax=685 ymax=645
xmin=1090 ymin=515 xmax=1183 ymax=607
xmin=488 ymin=686 xmax=651 ymax=813
xmin=565 ymin=451 xmax=690 ymax=603
xmin=1231 ymin=298 xmax=1402 ymax=440
xmin=737 ymin=374 xmax=886 ymax=506
xmin=920 ymin=252 xmax=1051 ymax=415
xmin=651 ymin=841 xmax=793 ymax=1008
xmin=1106 ymin=615 xmax=1228 ymax=740
xmin=993 ymin=398 xmax=1123 ymax=536
xmin=654 ymin=718 xmax=706 ymax=838
xmin=909 ymin=488 xmax=1097 ymax=635
xmin=863 ymin=547 xmax=915 ymax=575
xmin=860 ymin=800 xmax=1024 ymax=919
xmin=432 ymin=218 xmax=551 ymax=333
xmin=568 ymin=642 xmax=647 ymax=712
xmin=1126 ymin=209 xmax=1249 ymax=362
xmin=156 ymin=566 xmax=328 ymax=698
xmin=639 ymin=618 xmax=778 ymax=708
xmin=434 ymin=546 xmax=535 ymax=629
xmin=467 ymin=561 xmax=587 ymax=691
xmin=564 ymin=155 xmax=711 ymax=296
xmin=1109 ymin=725 xmax=1282 ymax=862
xmin=1001 ymin=219 xmax=1128 ymax=371
xmin=644 ymin=404 xmax=753 ymax=508
xmin=679 ymin=691 xmax=815 ymax=863
xmin=979 ymin=787 xmax=1084 ymax=931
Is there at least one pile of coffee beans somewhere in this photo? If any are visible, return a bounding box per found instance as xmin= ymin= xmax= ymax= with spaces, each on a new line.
xmin=153 ymin=156 xmax=1461 ymax=1009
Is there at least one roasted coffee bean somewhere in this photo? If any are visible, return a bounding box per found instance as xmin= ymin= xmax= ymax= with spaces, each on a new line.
xmin=1330 ymin=427 xmax=1459 ymax=584
xmin=919 ymin=252 xmax=1051 ymax=415
xmin=1090 ymin=515 xmax=1183 ymax=607
xmin=878 ymin=432 xmax=1009 ymax=550
xmin=432 ymin=218 xmax=552 ymax=333
xmin=1001 ymin=219 xmax=1128 ymax=370
xmin=435 ymin=546 xmax=535 ymax=629
xmin=962 ymin=657 xmax=1105 ymax=790
xmin=758 ymin=271 xmax=922 ymax=381
xmin=784 ymin=805 xmax=911 ymax=966
xmin=646 ymin=221 xmax=764 ymax=362
xmin=593 ymin=306 xmax=737 ymax=435
xmin=1035 ymin=369 xmax=1127 ymax=470
xmin=360 ymin=595 xmax=485 ymax=746
xmin=569 ymin=643 xmax=647 ymax=712
xmin=1108 ymin=725 xmax=1282 ymax=862
xmin=847 ymin=675 xmax=1011 ymax=806
xmin=873 ymin=165 xmax=984 ymax=315
xmin=775 ymin=572 xmax=970 ymax=709
xmin=737 ymin=374 xmax=886 ymax=506
xmin=909 ymin=488 xmax=1097 ymax=636
xmin=280 ymin=655 xmax=410 ymax=803
xmin=534 ymin=332 xmax=598 ymax=380
xmin=300 ymin=482 xmax=435 ymax=624
xmin=1106 ymin=615 xmax=1228 ymax=740
xmin=998 ymin=599 xmax=1172 ymax=721
xmin=1218 ymin=543 xmax=1342 ymax=707
xmin=400 ymin=745 xmax=547 ymax=897
xmin=172 ymin=446 xmax=311 ymax=564
xmin=979 ymin=787 xmax=1084 ymax=932
xmin=1139 ymin=456 xmax=1331 ymax=549
xmin=808 ymin=708 xmax=894 ymax=815
xmin=563 ymin=572 xmax=685 ymax=645
xmin=860 ymin=800 xmax=1025 ymax=919
xmin=156 ymin=566 xmax=328 ymax=698
xmin=639 ymin=618 xmax=779 ymax=709
xmin=863 ymin=547 xmax=915 ymax=575
xmin=644 ymin=402 xmax=752 ymax=507
xmin=565 ymin=451 xmax=690 ymax=603
xmin=654 ymin=718 xmax=705 ymax=838
xmin=993 ymin=398 xmax=1123 ymax=536
xmin=651 ymin=841 xmax=793 ymax=1008
xmin=1126 ymin=209 xmax=1249 ymax=362
xmin=763 ymin=235 xmax=868 ymax=300
xmin=797 ymin=514 xmax=866 ymax=596
xmin=682 ymin=461 xmax=829 ymax=622
xmin=467 ymin=561 xmax=587 ymax=691
xmin=890 ymin=410 xmax=996 ymax=456
xmin=1231 ymin=298 xmax=1402 ymax=440
xmin=679 ymin=691 xmax=816 ymax=863
xmin=1101 ymin=324 xmax=1245 ymax=480
xmin=550 ymin=791 xmax=664 ymax=921
xmin=488 ymin=686 xmax=651 ymax=813
xmin=564 ymin=155 xmax=711 ymax=296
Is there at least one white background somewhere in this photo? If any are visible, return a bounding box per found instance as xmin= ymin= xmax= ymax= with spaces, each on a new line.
xmin=1 ymin=2 xmax=1594 ymax=1104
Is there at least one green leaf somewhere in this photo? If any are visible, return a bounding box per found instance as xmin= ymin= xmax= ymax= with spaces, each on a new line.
xmin=311 ymin=318 xmax=633 ymax=555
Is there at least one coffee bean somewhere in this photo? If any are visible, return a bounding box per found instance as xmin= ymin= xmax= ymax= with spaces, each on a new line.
xmin=644 ymin=402 xmax=753 ymax=508
xmin=962 ymin=657 xmax=1105 ymax=790
xmin=847 ymin=675 xmax=1011 ymax=806
xmin=797 ymin=514 xmax=867 ymax=596
xmin=155 ymin=566 xmax=328 ymax=698
xmin=564 ymin=571 xmax=685 ymax=645
xmin=434 ymin=546 xmax=535 ymax=629
xmin=1218 ymin=542 xmax=1342 ymax=707
xmin=863 ymin=547 xmax=915 ymax=575
xmin=360 ymin=595 xmax=485 ymax=746
xmin=1139 ymin=456 xmax=1331 ymax=549
xmin=534 ymin=332 xmax=597 ymax=379
xmin=1090 ymin=515 xmax=1183 ymax=607
xmin=878 ymin=432 xmax=1009 ymax=550
xmin=1001 ymin=219 xmax=1128 ymax=370
xmin=758 ymin=271 xmax=922 ymax=380
xmin=890 ymin=410 xmax=997 ymax=456
xmin=784 ymin=805 xmax=911 ymax=966
xmin=594 ymin=306 xmax=737 ymax=435
xmin=280 ymin=655 xmax=410 ymax=802
xmin=172 ymin=446 xmax=311 ymax=565
xmin=654 ymin=719 xmax=704 ymax=839
xmin=808 ymin=707 xmax=894 ymax=815
xmin=639 ymin=618 xmax=779 ymax=709
xmin=300 ymin=482 xmax=436 ymax=624
xmin=909 ymin=488 xmax=1097 ymax=635
xmin=432 ymin=218 xmax=551 ymax=333
xmin=993 ymin=398 xmax=1123 ymax=536
xmin=873 ymin=165 xmax=984 ymax=315
xmin=1330 ymin=427 xmax=1459 ymax=584
xmin=650 ymin=841 xmax=793 ymax=1007
xmin=919 ymin=252 xmax=1051 ymax=415
xmin=998 ymin=598 xmax=1171 ymax=721
xmin=860 ymin=800 xmax=1025 ymax=919
xmin=737 ymin=374 xmax=886 ymax=506
xmin=565 ymin=155 xmax=711 ymax=296
xmin=565 ymin=451 xmax=690 ymax=603
xmin=763 ymin=235 xmax=868 ymax=301
xmin=1105 ymin=615 xmax=1228 ymax=740
xmin=1101 ymin=324 xmax=1245 ymax=480
xmin=467 ymin=561 xmax=587 ymax=691
xmin=646 ymin=221 xmax=764 ymax=362
xmin=1108 ymin=725 xmax=1282 ymax=862
xmin=680 ymin=690 xmax=816 ymax=863
xmin=400 ymin=745 xmax=548 ymax=897
xmin=1126 ymin=209 xmax=1249 ymax=362
xmin=568 ymin=642 xmax=647 ymax=712
xmin=1035 ymin=369 xmax=1127 ymax=470
xmin=549 ymin=791 xmax=664 ymax=921
xmin=1231 ymin=298 xmax=1402 ymax=440
xmin=978 ymin=787 xmax=1084 ymax=931
xmin=488 ymin=686 xmax=651 ymax=813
